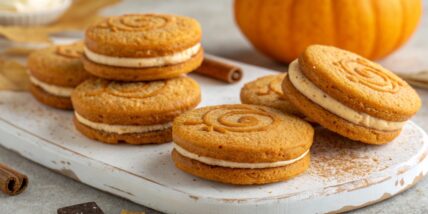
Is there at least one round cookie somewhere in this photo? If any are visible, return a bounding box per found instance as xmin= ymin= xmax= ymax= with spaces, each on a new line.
xmin=83 ymin=14 xmax=204 ymax=81
xmin=282 ymin=45 xmax=421 ymax=145
xmin=172 ymin=104 xmax=314 ymax=185
xmin=71 ymin=76 xmax=201 ymax=145
xmin=240 ymin=74 xmax=302 ymax=116
xmin=28 ymin=42 xmax=92 ymax=110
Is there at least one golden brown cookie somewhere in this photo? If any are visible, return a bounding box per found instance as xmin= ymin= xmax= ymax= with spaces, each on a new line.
xmin=27 ymin=42 xmax=92 ymax=110
xmin=172 ymin=104 xmax=313 ymax=185
xmin=240 ymin=74 xmax=302 ymax=116
xmin=282 ymin=45 xmax=421 ymax=144
xmin=83 ymin=14 xmax=204 ymax=81
xmin=71 ymin=76 xmax=201 ymax=145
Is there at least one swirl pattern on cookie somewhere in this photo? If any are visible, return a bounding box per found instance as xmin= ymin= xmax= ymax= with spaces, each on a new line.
xmin=333 ymin=58 xmax=404 ymax=93
xmin=84 ymin=79 xmax=167 ymax=99
xmin=106 ymin=14 xmax=172 ymax=32
xmin=184 ymin=105 xmax=280 ymax=133
xmin=256 ymin=75 xmax=286 ymax=100
xmin=56 ymin=44 xmax=83 ymax=58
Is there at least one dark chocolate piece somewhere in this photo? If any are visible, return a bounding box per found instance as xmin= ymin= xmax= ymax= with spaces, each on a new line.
xmin=57 ymin=202 xmax=104 ymax=214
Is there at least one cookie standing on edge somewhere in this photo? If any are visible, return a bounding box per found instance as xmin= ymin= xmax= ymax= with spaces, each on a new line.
xmin=172 ymin=104 xmax=314 ymax=185
xmin=240 ymin=74 xmax=302 ymax=116
xmin=71 ymin=77 xmax=201 ymax=145
xmin=282 ymin=45 xmax=421 ymax=145
xmin=27 ymin=42 xmax=92 ymax=110
xmin=82 ymin=14 xmax=204 ymax=81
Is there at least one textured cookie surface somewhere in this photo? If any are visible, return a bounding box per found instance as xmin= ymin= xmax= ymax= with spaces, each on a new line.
xmin=30 ymin=84 xmax=73 ymax=110
xmin=71 ymin=77 xmax=201 ymax=125
xmin=172 ymin=150 xmax=310 ymax=185
xmin=28 ymin=42 xmax=92 ymax=87
xmin=173 ymin=104 xmax=313 ymax=163
xmin=240 ymin=74 xmax=302 ymax=116
xmin=85 ymin=14 xmax=202 ymax=57
xmin=299 ymin=45 xmax=421 ymax=121
xmin=282 ymin=76 xmax=400 ymax=145
xmin=81 ymin=49 xmax=204 ymax=81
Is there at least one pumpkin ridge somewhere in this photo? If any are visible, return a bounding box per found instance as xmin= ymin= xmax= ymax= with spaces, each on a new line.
xmin=393 ymin=0 xmax=407 ymax=52
xmin=330 ymin=0 xmax=337 ymax=47
xmin=369 ymin=0 xmax=379 ymax=59
xmin=392 ymin=0 xmax=408 ymax=50
xmin=288 ymin=0 xmax=298 ymax=59
xmin=254 ymin=0 xmax=266 ymax=54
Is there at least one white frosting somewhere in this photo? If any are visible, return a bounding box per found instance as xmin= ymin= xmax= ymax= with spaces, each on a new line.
xmin=29 ymin=75 xmax=73 ymax=97
xmin=0 ymin=0 xmax=65 ymax=13
xmin=173 ymin=143 xmax=309 ymax=169
xmin=84 ymin=43 xmax=201 ymax=68
xmin=75 ymin=112 xmax=172 ymax=134
xmin=288 ymin=60 xmax=406 ymax=131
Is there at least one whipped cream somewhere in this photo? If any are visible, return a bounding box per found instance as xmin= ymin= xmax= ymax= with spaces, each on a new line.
xmin=0 ymin=0 xmax=65 ymax=13
xmin=173 ymin=143 xmax=309 ymax=169
xmin=29 ymin=74 xmax=73 ymax=97
xmin=84 ymin=43 xmax=201 ymax=68
xmin=75 ymin=112 xmax=172 ymax=134
xmin=288 ymin=60 xmax=406 ymax=131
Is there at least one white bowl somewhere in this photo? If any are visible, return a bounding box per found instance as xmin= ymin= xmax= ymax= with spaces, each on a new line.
xmin=0 ymin=0 xmax=72 ymax=26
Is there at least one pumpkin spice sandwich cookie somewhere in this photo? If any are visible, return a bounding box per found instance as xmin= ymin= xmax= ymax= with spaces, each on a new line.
xmin=171 ymin=104 xmax=314 ymax=185
xmin=71 ymin=76 xmax=201 ymax=145
xmin=28 ymin=42 xmax=92 ymax=110
xmin=82 ymin=14 xmax=204 ymax=81
xmin=282 ymin=45 xmax=421 ymax=145
xmin=240 ymin=74 xmax=302 ymax=117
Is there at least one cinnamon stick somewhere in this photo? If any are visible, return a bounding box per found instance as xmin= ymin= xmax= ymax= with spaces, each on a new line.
xmin=195 ymin=57 xmax=243 ymax=83
xmin=0 ymin=163 xmax=28 ymax=196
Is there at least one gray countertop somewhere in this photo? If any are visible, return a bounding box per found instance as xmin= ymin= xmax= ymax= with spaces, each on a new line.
xmin=1 ymin=0 xmax=428 ymax=213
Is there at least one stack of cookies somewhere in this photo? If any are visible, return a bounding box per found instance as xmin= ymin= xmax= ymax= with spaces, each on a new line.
xmin=28 ymin=14 xmax=204 ymax=145
xmin=71 ymin=14 xmax=204 ymax=145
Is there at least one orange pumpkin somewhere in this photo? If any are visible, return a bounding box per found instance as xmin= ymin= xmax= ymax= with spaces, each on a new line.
xmin=234 ymin=0 xmax=422 ymax=63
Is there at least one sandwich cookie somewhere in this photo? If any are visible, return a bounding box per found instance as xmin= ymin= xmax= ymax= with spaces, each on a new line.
xmin=28 ymin=42 xmax=92 ymax=110
xmin=172 ymin=104 xmax=313 ymax=185
xmin=240 ymin=74 xmax=302 ymax=116
xmin=83 ymin=14 xmax=204 ymax=81
xmin=71 ymin=77 xmax=201 ymax=144
xmin=282 ymin=45 xmax=421 ymax=145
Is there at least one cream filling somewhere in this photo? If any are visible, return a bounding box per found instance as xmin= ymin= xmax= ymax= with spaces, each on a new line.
xmin=84 ymin=43 xmax=201 ymax=68
xmin=173 ymin=143 xmax=309 ymax=169
xmin=288 ymin=60 xmax=406 ymax=131
xmin=75 ymin=112 xmax=172 ymax=134
xmin=29 ymin=75 xmax=73 ymax=97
